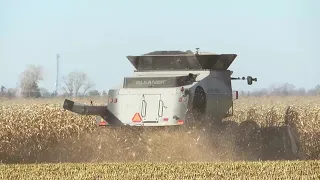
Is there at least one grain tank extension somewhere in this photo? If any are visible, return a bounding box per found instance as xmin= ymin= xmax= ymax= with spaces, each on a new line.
xmin=62 ymin=48 xmax=303 ymax=161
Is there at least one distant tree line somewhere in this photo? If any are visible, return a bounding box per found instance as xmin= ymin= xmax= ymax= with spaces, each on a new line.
xmin=239 ymin=83 xmax=320 ymax=97
xmin=0 ymin=64 xmax=108 ymax=99
xmin=1 ymin=64 xmax=320 ymax=99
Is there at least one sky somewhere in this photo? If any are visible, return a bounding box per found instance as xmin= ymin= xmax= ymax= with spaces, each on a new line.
xmin=0 ymin=0 xmax=319 ymax=93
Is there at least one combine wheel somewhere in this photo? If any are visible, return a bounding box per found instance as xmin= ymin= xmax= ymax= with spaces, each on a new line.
xmin=219 ymin=120 xmax=239 ymax=137
xmin=190 ymin=86 xmax=207 ymax=127
xmin=235 ymin=120 xmax=261 ymax=160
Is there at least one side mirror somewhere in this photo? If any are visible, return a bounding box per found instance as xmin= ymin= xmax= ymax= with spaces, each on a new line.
xmin=247 ymin=76 xmax=257 ymax=85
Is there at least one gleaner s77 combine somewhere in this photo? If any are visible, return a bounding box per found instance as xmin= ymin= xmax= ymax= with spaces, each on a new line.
xmin=63 ymin=48 xmax=303 ymax=160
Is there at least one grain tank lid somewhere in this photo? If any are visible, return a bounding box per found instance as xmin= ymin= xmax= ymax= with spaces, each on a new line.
xmin=143 ymin=50 xmax=189 ymax=55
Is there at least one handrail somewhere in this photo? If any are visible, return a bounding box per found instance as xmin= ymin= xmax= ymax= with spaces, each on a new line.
xmin=158 ymin=100 xmax=164 ymax=117
xmin=141 ymin=100 xmax=147 ymax=117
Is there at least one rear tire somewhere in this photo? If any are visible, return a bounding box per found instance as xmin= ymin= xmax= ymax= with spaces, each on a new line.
xmin=191 ymin=86 xmax=207 ymax=126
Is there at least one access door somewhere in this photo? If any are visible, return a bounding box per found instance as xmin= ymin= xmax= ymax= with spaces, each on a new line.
xmin=141 ymin=94 xmax=161 ymax=123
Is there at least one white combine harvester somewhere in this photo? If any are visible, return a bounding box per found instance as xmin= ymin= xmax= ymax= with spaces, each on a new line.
xmin=63 ymin=48 xmax=303 ymax=160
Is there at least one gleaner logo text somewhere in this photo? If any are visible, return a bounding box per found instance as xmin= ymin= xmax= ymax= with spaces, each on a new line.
xmin=135 ymin=80 xmax=167 ymax=85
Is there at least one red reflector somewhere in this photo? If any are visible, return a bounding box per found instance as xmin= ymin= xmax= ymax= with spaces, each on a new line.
xmin=178 ymin=97 xmax=183 ymax=102
xmin=99 ymin=121 xmax=107 ymax=126
xmin=132 ymin=113 xmax=142 ymax=122
xmin=163 ymin=118 xmax=168 ymax=121
xmin=108 ymin=98 xmax=113 ymax=103
xmin=177 ymin=119 xmax=184 ymax=125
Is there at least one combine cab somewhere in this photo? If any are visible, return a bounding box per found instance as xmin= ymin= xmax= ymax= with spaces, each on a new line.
xmin=63 ymin=48 xmax=303 ymax=161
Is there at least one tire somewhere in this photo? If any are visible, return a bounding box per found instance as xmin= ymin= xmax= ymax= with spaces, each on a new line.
xmin=189 ymin=86 xmax=207 ymax=127
xmin=222 ymin=120 xmax=239 ymax=133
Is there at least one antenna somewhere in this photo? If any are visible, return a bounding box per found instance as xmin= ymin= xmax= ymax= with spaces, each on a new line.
xmin=56 ymin=54 xmax=60 ymax=95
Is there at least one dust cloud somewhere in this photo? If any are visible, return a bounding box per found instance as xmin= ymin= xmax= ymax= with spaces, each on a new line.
xmin=35 ymin=124 xmax=242 ymax=163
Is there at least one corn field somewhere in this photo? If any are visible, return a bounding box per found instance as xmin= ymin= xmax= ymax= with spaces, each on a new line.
xmin=1 ymin=161 xmax=319 ymax=179
xmin=0 ymin=96 xmax=320 ymax=164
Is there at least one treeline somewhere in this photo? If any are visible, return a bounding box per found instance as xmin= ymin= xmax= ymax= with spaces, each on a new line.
xmin=1 ymin=64 xmax=320 ymax=99
xmin=0 ymin=64 xmax=107 ymax=99
xmin=239 ymin=83 xmax=320 ymax=97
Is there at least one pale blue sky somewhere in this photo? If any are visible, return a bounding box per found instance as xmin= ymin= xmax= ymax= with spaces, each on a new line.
xmin=0 ymin=0 xmax=319 ymax=93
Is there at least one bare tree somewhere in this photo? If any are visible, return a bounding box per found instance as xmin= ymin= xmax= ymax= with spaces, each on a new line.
xmin=251 ymin=88 xmax=269 ymax=97
xmin=39 ymin=87 xmax=51 ymax=98
xmin=19 ymin=65 xmax=43 ymax=98
xmin=0 ymin=86 xmax=5 ymax=97
xmin=268 ymin=83 xmax=296 ymax=96
xmin=315 ymin=84 xmax=320 ymax=95
xmin=102 ymin=90 xmax=108 ymax=96
xmin=88 ymin=89 xmax=100 ymax=97
xmin=83 ymin=80 xmax=95 ymax=96
xmin=63 ymin=74 xmax=74 ymax=97
xmin=62 ymin=71 xmax=95 ymax=97
xmin=307 ymin=88 xmax=317 ymax=96
xmin=1 ymin=86 xmax=5 ymax=93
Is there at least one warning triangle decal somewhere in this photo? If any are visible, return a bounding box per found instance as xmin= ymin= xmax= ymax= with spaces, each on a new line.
xmin=132 ymin=113 xmax=142 ymax=122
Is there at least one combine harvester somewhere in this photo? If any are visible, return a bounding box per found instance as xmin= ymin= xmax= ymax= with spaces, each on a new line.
xmin=63 ymin=48 xmax=303 ymax=161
